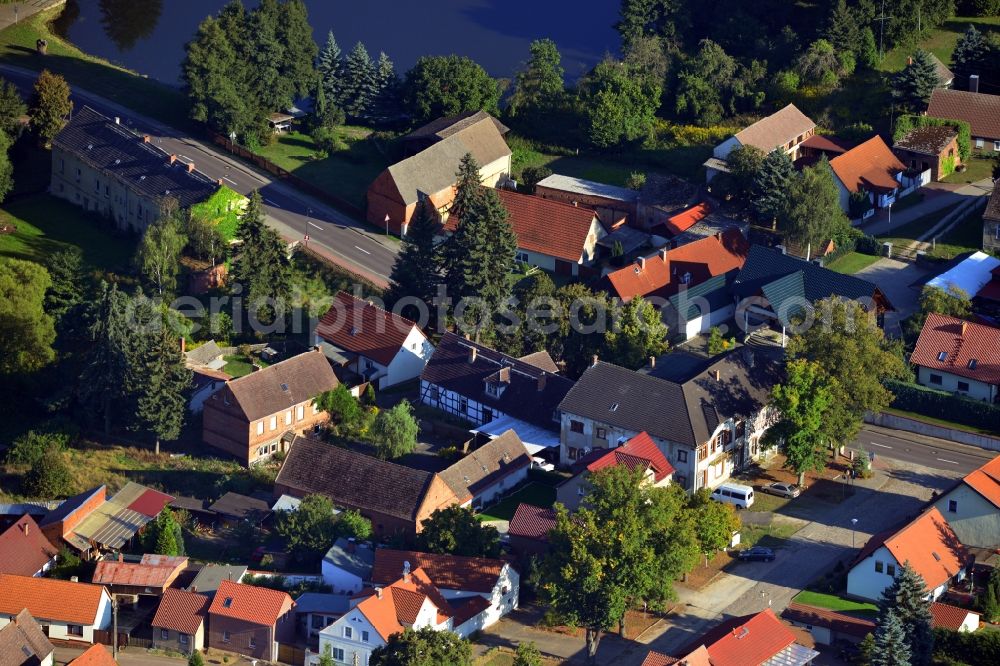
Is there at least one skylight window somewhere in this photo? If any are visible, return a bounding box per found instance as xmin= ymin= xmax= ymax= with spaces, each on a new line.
xmin=937 ymin=352 xmax=947 ymax=361
xmin=968 ymin=359 xmax=978 ymax=369
xmin=610 ymin=402 xmax=620 ymax=412
xmin=223 ymin=597 xmax=233 ymax=608
xmin=280 ymin=383 xmax=289 ymax=392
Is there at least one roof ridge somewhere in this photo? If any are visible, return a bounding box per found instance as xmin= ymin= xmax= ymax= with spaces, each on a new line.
xmin=335 ymin=290 xmax=419 ymax=327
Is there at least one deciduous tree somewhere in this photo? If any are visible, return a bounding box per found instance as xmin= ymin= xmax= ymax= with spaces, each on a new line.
xmin=727 ymin=144 xmax=766 ymax=198
xmin=904 ymin=285 xmax=971 ymax=342
xmin=369 ymin=627 xmax=471 ymax=666
xmin=675 ymin=40 xmax=765 ymax=126
xmin=509 ymin=39 xmax=565 ymax=118
xmin=417 ymin=505 xmax=501 ymax=558
xmin=581 ymin=58 xmax=660 ymax=148
xmin=276 ymin=494 xmax=338 ymax=560
xmin=689 ymin=489 xmax=740 ymax=564
xmin=29 ymin=70 xmax=72 ymax=147
xmin=766 ymin=360 xmax=835 ymax=485
xmin=371 ymin=400 xmax=418 ymax=460
xmin=314 ymin=385 xmax=364 ymax=431
xmin=135 ymin=212 xmax=187 ymax=296
xmin=0 ymin=258 xmax=56 ymax=375
xmin=23 ymin=446 xmax=75 ymax=498
xmin=603 ymin=296 xmax=669 ymax=370
xmin=513 ymin=642 xmax=543 ymax=666
xmin=403 ymin=56 xmax=499 ymax=125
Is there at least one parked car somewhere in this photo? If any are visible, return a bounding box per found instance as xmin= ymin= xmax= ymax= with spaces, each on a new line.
xmin=762 ymin=482 xmax=801 ymax=499
xmin=737 ymin=546 xmax=775 ymax=562
xmin=531 ymin=457 xmax=555 ymax=472
xmin=710 ymin=482 xmax=755 ymax=509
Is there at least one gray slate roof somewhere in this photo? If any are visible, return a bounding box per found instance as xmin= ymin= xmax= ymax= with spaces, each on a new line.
xmin=323 ymin=537 xmax=375 ymax=581
xmin=535 ymin=174 xmax=639 ymax=203
xmin=438 ymin=430 xmax=531 ymax=502
xmin=53 ymin=106 xmax=218 ymax=209
xmin=185 ymin=340 xmax=223 ymax=367
xmin=207 ymin=492 xmax=271 ymax=521
xmin=189 ymin=564 xmax=247 ymax=595
xmin=293 ymin=592 xmax=351 ymax=616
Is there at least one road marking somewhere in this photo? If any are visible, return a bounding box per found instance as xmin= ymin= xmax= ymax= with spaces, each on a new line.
xmin=307 ymin=221 xmax=322 ymax=230
xmin=355 ymin=245 xmax=372 ymax=255
xmin=179 ymin=154 xmax=191 ymax=160
xmin=870 ymin=442 xmax=892 ymax=449
xmin=223 ymin=177 xmax=238 ymax=185
xmin=937 ymin=458 xmax=959 ymax=465
xmin=264 ymin=199 xmax=280 ymax=208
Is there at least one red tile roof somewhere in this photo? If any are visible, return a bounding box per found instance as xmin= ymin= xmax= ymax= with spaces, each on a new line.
xmin=910 ymin=313 xmax=1000 ymax=385
xmin=580 ymin=432 xmax=675 ymax=483
xmin=0 ymin=515 xmax=58 ymax=577
xmin=959 ymin=455 xmax=1000 ymax=509
xmin=693 ymin=609 xmax=797 ymax=666
xmin=92 ymin=555 xmax=188 ymax=588
xmin=355 ymin=568 xmax=453 ymax=641
xmin=372 ymin=550 xmax=506 ymax=593
xmin=605 ymin=228 xmax=749 ymax=302
xmin=208 ymin=580 xmax=293 ymax=627
xmin=930 ymin=601 xmax=979 ymax=630
xmin=782 ymin=602 xmax=875 ymax=638
xmin=664 ymin=203 xmax=711 ymax=236
xmin=800 ymin=133 xmax=852 ymax=154
xmin=67 ymin=645 xmax=117 ymax=666
xmin=641 ymin=651 xmax=678 ymax=666
xmin=857 ymin=508 xmax=969 ymax=591
xmin=127 ymin=488 xmax=174 ymax=518
xmin=508 ymin=503 xmax=556 ymax=542
xmin=445 ymin=188 xmax=601 ymax=263
xmin=927 ymin=89 xmax=1000 ymax=141
xmin=315 ymin=292 xmax=422 ymax=366
xmin=151 ymin=588 xmax=210 ymax=635
xmin=829 ymin=136 xmax=906 ymax=194
xmin=0 ymin=574 xmax=108 ymax=626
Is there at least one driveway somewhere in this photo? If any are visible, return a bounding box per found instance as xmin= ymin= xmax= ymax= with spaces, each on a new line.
xmin=853 ymin=258 xmax=929 ymax=338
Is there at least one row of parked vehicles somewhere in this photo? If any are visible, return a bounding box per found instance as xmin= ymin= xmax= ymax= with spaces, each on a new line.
xmin=710 ymin=481 xmax=802 ymax=509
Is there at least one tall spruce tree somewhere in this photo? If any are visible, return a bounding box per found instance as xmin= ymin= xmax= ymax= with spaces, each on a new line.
xmin=246 ymin=0 xmax=287 ymax=116
xmin=231 ymin=191 xmax=291 ymax=324
xmin=858 ymin=27 xmax=879 ymax=69
xmin=893 ymin=50 xmax=940 ymax=112
xmin=274 ymin=0 xmax=317 ymax=100
xmin=479 ymin=188 xmax=517 ymax=318
xmin=135 ymin=328 xmax=191 ymax=455
xmin=752 ymin=149 xmax=796 ymax=224
xmin=342 ymin=42 xmax=377 ymax=118
xmin=78 ymin=282 xmax=131 ymax=435
xmin=872 ymin=608 xmax=912 ymax=666
xmin=878 ymin=563 xmax=934 ymax=666
xmin=951 ymin=24 xmax=990 ymax=84
xmin=372 ymin=51 xmax=400 ymax=120
xmin=385 ymin=201 xmax=441 ymax=323
xmin=0 ymin=78 xmax=26 ymax=137
xmin=825 ymin=0 xmax=860 ymax=53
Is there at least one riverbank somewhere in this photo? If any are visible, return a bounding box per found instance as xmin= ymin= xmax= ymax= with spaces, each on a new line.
xmin=0 ymin=4 xmax=190 ymax=129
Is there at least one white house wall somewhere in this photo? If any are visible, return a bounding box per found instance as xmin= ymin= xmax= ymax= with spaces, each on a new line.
xmin=683 ymin=304 xmax=736 ymax=341
xmin=847 ymin=545 xmax=899 ymax=601
xmin=713 ymin=137 xmax=741 ymax=160
xmin=421 ymin=380 xmax=504 ymax=426
xmin=320 ymin=561 xmax=365 ymax=595
xmin=384 ymin=327 xmax=435 ymax=389
xmin=917 ymin=366 xmax=997 ymax=402
xmin=316 ymin=609 xmax=382 ymax=666
xmin=933 ymin=484 xmax=1000 ymax=549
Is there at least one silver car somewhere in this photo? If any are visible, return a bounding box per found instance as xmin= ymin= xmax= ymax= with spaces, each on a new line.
xmin=762 ymin=482 xmax=801 ymax=498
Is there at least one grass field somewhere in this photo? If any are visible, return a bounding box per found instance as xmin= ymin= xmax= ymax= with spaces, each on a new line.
xmin=944 ymin=154 xmax=997 ymax=185
xmin=926 ymin=203 xmax=987 ymax=259
xmin=254 ymin=128 xmax=393 ymax=207
xmin=740 ymin=517 xmax=803 ymax=549
xmin=478 ymin=482 xmax=556 ymax=522
xmin=792 ymin=590 xmax=879 ymax=615
xmin=877 ymin=207 xmax=951 ymax=248
xmin=881 ymin=15 xmax=1000 ymax=73
xmin=0 ymin=193 xmax=135 ymax=271
xmin=0 ymin=7 xmax=190 ymax=129
xmin=826 ymin=251 xmax=882 ymax=274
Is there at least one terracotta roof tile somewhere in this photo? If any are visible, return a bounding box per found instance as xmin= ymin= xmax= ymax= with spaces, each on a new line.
xmin=927 ymin=89 xmax=1000 ymax=141
xmin=208 ymin=580 xmax=292 ymax=627
xmin=580 ymin=431 xmax=675 ymax=483
xmin=151 ymin=588 xmax=210 ymax=635
xmin=734 ymin=104 xmax=816 ymax=153
xmin=356 ymin=568 xmax=453 ymax=641
xmin=930 ymin=601 xmax=978 ymax=630
xmin=959 ymin=455 xmax=1000 ymax=509
xmin=372 ymin=550 xmax=506 ymax=593
xmin=985 ymin=181 xmax=1000 ymax=222
xmin=684 ymin=609 xmax=797 ymax=666
xmin=0 ymin=575 xmax=107 ymax=626
xmin=225 ymin=350 xmax=339 ymax=421
xmin=910 ymin=313 xmax=1000 ymax=385
xmin=508 ymin=503 xmax=556 ymax=542
xmin=605 ymin=228 xmax=749 ymax=302
xmin=438 ymin=430 xmax=531 ymax=502
xmin=0 ymin=515 xmax=58 ymax=577
xmin=641 ymin=651 xmax=678 ymax=666
xmin=664 ymin=203 xmax=710 ymax=236
xmin=67 ymin=645 xmax=117 ymax=666
xmin=859 ymin=508 xmax=970 ymax=590
xmin=829 ymin=136 xmax=906 ymax=194
xmin=781 ymin=602 xmax=875 ymax=638
xmin=800 ymin=134 xmax=852 ymax=154
xmin=315 ymin=292 xmax=423 ymax=367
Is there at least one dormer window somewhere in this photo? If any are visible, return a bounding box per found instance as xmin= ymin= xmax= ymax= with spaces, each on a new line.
xmin=485 ymin=381 xmax=504 ymax=398
xmin=937 ymin=351 xmax=947 ymax=361
xmin=968 ymin=359 xmax=978 ymax=369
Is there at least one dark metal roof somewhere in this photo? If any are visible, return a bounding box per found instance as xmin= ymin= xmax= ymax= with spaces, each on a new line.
xmin=53 ymin=106 xmax=219 ymax=209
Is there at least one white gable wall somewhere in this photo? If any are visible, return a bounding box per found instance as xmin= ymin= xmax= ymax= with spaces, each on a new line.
xmin=932 ymin=483 xmax=1000 ymax=549
xmin=315 ymin=608 xmax=383 ymax=666
xmin=384 ymin=327 xmax=435 ymax=389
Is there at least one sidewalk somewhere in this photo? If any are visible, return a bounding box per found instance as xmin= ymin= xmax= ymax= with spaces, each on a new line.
xmin=859 ymin=177 xmax=994 ymax=237
xmin=0 ymin=0 xmax=64 ymax=33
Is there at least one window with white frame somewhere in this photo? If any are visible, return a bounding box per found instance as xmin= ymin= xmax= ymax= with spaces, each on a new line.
xmin=222 ymin=631 xmax=231 ymax=643
xmin=297 ymin=405 xmax=304 ymax=420
xmin=332 ymin=648 xmax=345 ymax=661
xmin=257 ymin=421 xmax=264 ymax=435
xmin=976 ymin=138 xmax=984 ymax=148
xmin=249 ymin=635 xmax=256 ymax=647
xmin=270 ymin=415 xmax=277 ymax=430
xmin=995 ymin=140 xmax=1000 ymax=151
xmin=361 ymin=630 xmax=369 ymax=643
xmin=179 ymin=633 xmax=188 ymax=645
xmin=344 ymin=626 xmax=353 ymax=639
xmin=161 ymin=629 xmax=169 ymax=639
xmin=285 ymin=410 xmax=292 ymax=426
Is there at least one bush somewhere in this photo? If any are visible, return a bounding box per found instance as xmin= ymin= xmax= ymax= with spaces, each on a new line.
xmin=855 ymin=234 xmax=881 ymax=255
xmin=311 ymin=126 xmax=348 ymax=154
xmin=437 ymin=446 xmax=463 ymax=461
xmin=7 ymin=430 xmax=69 ymax=466
xmin=23 ymin=446 xmax=75 ymax=497
xmin=520 ymin=165 xmax=553 ymax=194
xmin=933 ymin=627 xmax=1000 ymax=664
xmin=625 ymin=171 xmax=646 ymax=190
xmin=885 ymin=379 xmax=1000 ymax=432
xmin=707 ymin=327 xmax=735 ymax=356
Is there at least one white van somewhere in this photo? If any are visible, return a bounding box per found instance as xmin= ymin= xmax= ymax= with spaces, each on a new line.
xmin=710 ymin=482 xmax=755 ymax=509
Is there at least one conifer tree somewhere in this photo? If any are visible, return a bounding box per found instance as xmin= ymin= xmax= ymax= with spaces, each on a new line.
xmin=872 ymin=608 xmax=912 ymax=666
xmin=825 ymin=0 xmax=859 ymax=54
xmin=78 ymin=282 xmax=131 ymax=435
xmin=385 ymin=201 xmax=441 ymax=324
xmin=878 ymin=562 xmax=934 ymax=665
xmin=317 ymin=30 xmax=345 ymax=108
xmin=752 ymin=148 xmax=796 ymax=224
xmin=343 ymin=42 xmax=377 ymax=118
xmin=247 ymin=0 xmax=287 ymax=115
xmin=372 ymin=51 xmax=400 ymax=120
xmin=440 ymin=156 xmax=492 ymax=333
xmin=893 ymin=50 xmax=940 ymax=112
xmin=274 ymin=0 xmax=317 ymax=100
xmin=858 ymin=27 xmax=879 ymax=69
xmin=231 ymin=191 xmax=291 ymax=324
xmin=135 ymin=328 xmax=191 ymax=455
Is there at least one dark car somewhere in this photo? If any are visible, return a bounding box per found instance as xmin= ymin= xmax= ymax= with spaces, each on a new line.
xmin=762 ymin=482 xmax=801 ymax=499
xmin=737 ymin=546 xmax=775 ymax=562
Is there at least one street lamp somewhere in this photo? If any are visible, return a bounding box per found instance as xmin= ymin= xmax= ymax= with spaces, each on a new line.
xmin=384 ymin=213 xmax=390 ymax=237
xmin=886 ymin=200 xmax=893 ymax=232
xmin=851 ymin=518 xmax=859 ymax=549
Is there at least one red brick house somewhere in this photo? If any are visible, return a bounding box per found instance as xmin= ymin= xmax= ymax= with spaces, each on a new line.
xmin=207 ymin=580 xmax=295 ymax=661
xmin=367 ymin=111 xmax=511 ymax=235
xmin=893 ymin=125 xmax=961 ymax=181
xmin=201 ymin=350 xmax=339 ymax=466
xmin=38 ymin=486 xmax=107 ymax=553
xmin=0 ymin=515 xmax=58 ymax=577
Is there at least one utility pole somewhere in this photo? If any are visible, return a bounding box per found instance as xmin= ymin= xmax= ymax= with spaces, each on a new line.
xmin=112 ymin=596 xmax=118 ymax=658
xmin=875 ymin=0 xmax=893 ymax=62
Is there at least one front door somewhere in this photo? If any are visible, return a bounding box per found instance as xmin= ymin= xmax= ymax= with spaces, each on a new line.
xmin=555 ymin=259 xmax=573 ymax=276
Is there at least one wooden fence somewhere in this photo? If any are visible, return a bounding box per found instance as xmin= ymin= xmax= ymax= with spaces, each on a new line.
xmin=209 ymin=132 xmax=365 ymax=219
xmin=278 ymin=643 xmax=306 ymax=666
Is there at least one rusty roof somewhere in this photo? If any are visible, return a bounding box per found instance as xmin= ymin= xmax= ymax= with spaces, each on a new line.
xmin=92 ymin=555 xmax=187 ymax=588
xmin=372 ymin=549 xmax=506 ymax=593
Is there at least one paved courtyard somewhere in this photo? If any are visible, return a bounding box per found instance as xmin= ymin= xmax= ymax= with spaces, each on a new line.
xmin=853 ymin=258 xmax=928 ymax=338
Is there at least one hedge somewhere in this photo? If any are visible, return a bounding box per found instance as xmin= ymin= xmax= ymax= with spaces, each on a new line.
xmin=894 ymin=115 xmax=972 ymax=161
xmin=886 ymin=379 xmax=1000 ymax=431
xmin=933 ymin=628 xmax=1000 ymax=664
xmin=855 ymin=234 xmax=881 ymax=255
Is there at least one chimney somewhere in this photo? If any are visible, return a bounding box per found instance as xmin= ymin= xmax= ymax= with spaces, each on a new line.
xmin=217 ymin=178 xmax=224 ymax=187
xmin=537 ymin=373 xmax=547 ymax=392
xmin=375 ymin=587 xmax=383 ymax=599
xmin=21 ymin=521 xmax=29 ymax=536
xmin=403 ymin=560 xmax=411 ymax=583
xmin=961 ymin=321 xmax=968 ymax=337
xmin=969 ymin=74 xmax=980 ymax=93
xmin=347 ymin=537 xmax=356 ymax=554
xmin=649 ymin=356 xmax=656 ymax=368
xmin=591 ymin=354 xmax=599 ymax=367
xmin=638 ymin=256 xmax=646 ymax=270
xmin=169 ymin=154 xmax=177 ymax=165
xmin=114 ymin=117 xmax=120 ymax=125
xmin=142 ymin=135 xmax=151 ymax=143
xmin=469 ymin=346 xmax=478 ymax=364
xmin=659 ymin=247 xmax=668 ymax=261
xmin=70 ymin=576 xmax=79 ymax=583
xmin=187 ymin=162 xmax=196 ymax=173
xmin=191 ymin=585 xmax=198 ymax=593
xmin=714 ymin=369 xmax=721 ymax=382
xmin=907 ymin=56 xmax=913 ymax=66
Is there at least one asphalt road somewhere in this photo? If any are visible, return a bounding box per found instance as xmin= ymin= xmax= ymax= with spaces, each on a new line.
xmin=1 ymin=64 xmax=397 ymax=285
xmin=851 ymin=424 xmax=995 ymax=474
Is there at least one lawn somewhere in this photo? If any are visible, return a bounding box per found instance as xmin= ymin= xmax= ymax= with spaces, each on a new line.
xmin=880 ymin=15 xmax=1000 ymax=73
xmin=254 ymin=129 xmax=394 ymax=208
xmin=0 ymin=7 xmax=190 ymax=130
xmin=792 ymin=590 xmax=879 ymax=616
xmin=740 ymin=516 xmax=803 ymax=549
xmin=943 ymin=154 xmax=997 ymax=185
xmin=926 ymin=204 xmax=986 ymax=260
xmin=825 ymin=251 xmax=882 ymax=274
xmin=0 ymin=193 xmax=135 ymax=271
xmin=877 ymin=207 xmax=951 ymax=247
xmin=478 ymin=483 xmax=556 ymax=522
